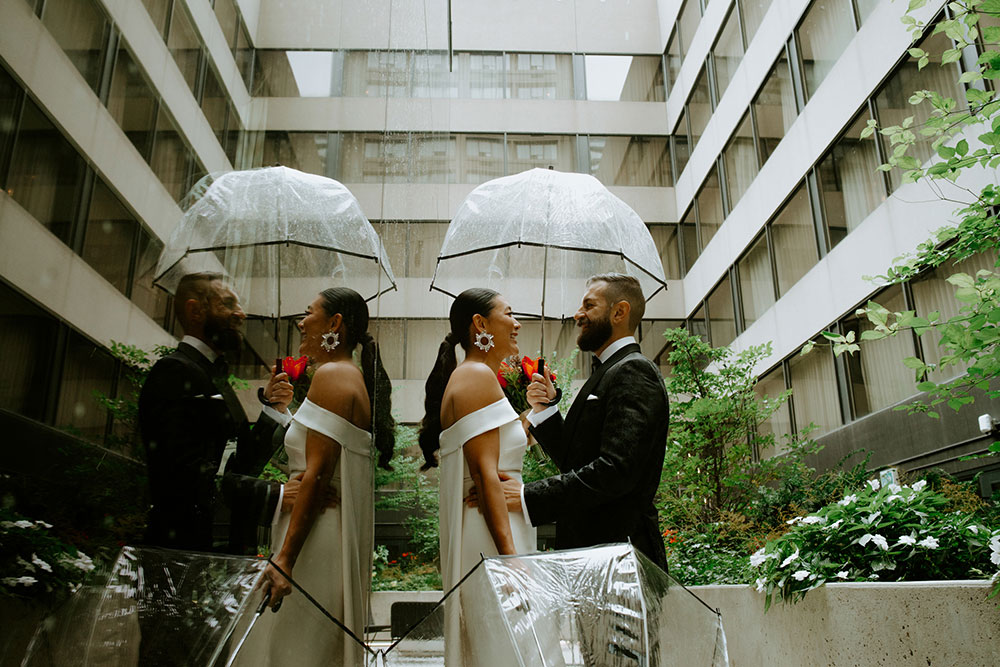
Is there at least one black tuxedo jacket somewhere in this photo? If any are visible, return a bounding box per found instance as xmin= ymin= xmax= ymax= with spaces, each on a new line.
xmin=138 ymin=342 xmax=283 ymax=555
xmin=526 ymin=342 xmax=669 ymax=569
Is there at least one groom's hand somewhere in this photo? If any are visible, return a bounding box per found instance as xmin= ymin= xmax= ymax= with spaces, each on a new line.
xmin=281 ymin=473 xmax=339 ymax=512
xmin=263 ymin=367 xmax=293 ymax=413
xmin=526 ymin=373 xmax=556 ymax=412
xmin=465 ymin=472 xmax=523 ymax=513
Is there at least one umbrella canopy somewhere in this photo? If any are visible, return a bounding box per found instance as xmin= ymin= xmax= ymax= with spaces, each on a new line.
xmin=430 ymin=168 xmax=666 ymax=319
xmin=155 ymin=166 xmax=395 ymax=319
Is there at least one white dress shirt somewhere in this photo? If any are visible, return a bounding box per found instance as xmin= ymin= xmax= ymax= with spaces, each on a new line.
xmin=519 ymin=335 xmax=637 ymax=524
xmin=180 ymin=335 xmax=289 ymax=522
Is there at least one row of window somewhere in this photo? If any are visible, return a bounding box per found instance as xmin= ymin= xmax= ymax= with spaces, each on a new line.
xmin=252 ymin=50 xmax=667 ymax=103
xmin=676 ymin=9 xmax=993 ymax=283
xmin=0 ymin=64 xmax=171 ymax=329
xmin=253 ymin=131 xmax=674 ymax=188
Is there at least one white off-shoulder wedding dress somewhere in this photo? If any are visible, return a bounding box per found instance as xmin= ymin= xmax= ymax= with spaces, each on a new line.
xmin=235 ymin=398 xmax=373 ymax=666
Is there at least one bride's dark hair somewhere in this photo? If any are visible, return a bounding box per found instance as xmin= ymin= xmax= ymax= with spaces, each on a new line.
xmin=418 ymin=288 xmax=500 ymax=470
xmin=318 ymin=287 xmax=395 ymax=470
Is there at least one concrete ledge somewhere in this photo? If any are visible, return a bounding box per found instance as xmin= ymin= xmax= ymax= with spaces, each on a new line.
xmin=690 ymin=581 xmax=999 ymax=666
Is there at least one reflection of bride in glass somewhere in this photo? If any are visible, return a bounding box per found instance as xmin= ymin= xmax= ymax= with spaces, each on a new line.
xmin=420 ymin=288 xmax=556 ymax=664
xmin=234 ymin=287 xmax=394 ymax=666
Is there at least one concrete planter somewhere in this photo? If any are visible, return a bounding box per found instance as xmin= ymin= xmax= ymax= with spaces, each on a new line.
xmin=690 ymin=580 xmax=999 ymax=666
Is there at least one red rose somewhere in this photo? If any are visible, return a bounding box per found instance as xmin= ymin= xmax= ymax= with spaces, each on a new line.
xmin=283 ymin=355 xmax=309 ymax=382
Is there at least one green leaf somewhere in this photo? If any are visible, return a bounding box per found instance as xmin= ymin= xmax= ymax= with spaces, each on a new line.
xmin=946 ymin=272 xmax=975 ymax=288
xmin=917 ymin=381 xmax=938 ymax=392
xmin=800 ymin=341 xmax=815 ymax=356
xmin=860 ymin=330 xmax=888 ymax=341
xmin=956 ymin=139 xmax=969 ymax=156
xmin=907 ymin=0 xmax=927 ymax=10
xmin=902 ymin=357 xmax=926 ymax=370
xmin=937 ymin=145 xmax=956 ymax=159
xmin=941 ymin=49 xmax=963 ymax=65
xmin=958 ymin=70 xmax=983 ymax=84
xmin=983 ymin=26 xmax=1000 ymax=43
xmin=820 ymin=331 xmax=840 ymax=341
xmin=927 ymin=411 xmax=940 ymax=419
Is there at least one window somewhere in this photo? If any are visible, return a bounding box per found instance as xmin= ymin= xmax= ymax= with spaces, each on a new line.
xmin=406 ymin=223 xmax=450 ymax=277
xmin=201 ymin=65 xmax=229 ymax=148
xmin=235 ymin=22 xmax=254 ymax=90
xmin=508 ymin=53 xmax=573 ymax=100
xmin=665 ymin=30 xmax=682 ymax=92
xmin=149 ymin=108 xmax=195 ymax=201
xmin=723 ymin=111 xmax=758 ymax=209
xmin=678 ymin=0 xmax=702 ymax=57
xmin=167 ymin=2 xmax=203 ymax=94
xmin=141 ymin=0 xmax=171 ymax=38
xmin=770 ymin=183 xmax=817 ymax=296
xmin=874 ymin=26 xmax=964 ymax=191
xmin=81 ymin=179 xmax=138 ymax=295
xmin=41 ymin=0 xmax=111 ymax=94
xmin=459 ymin=135 xmax=504 ymax=183
xmin=673 ymin=109 xmax=691 ymax=176
xmin=0 ymin=281 xmax=59 ymax=421
xmin=0 ymin=65 xmax=21 ymax=174
xmin=259 ymin=131 xmax=329 ymax=175
xmin=413 ymin=53 xmax=459 ymax=99
xmin=689 ymin=302 xmax=709 ymax=343
xmin=739 ymin=0 xmax=774 ymax=45
xmin=738 ymin=233 xmax=774 ymax=328
xmin=854 ymin=0 xmax=881 ymax=25
xmin=752 ymin=50 xmax=796 ymax=164
xmin=687 ymin=65 xmax=712 ymax=151
xmin=55 ymin=330 xmax=116 ymax=444
xmin=213 ymin=0 xmax=240 ymax=50
xmin=841 ymin=285 xmax=915 ymax=416
xmin=507 ymin=134 xmax=575 ymax=172
xmin=466 ymin=52 xmax=505 ymax=99
xmin=585 ymin=56 xmax=664 ymax=102
xmin=708 ymin=274 xmax=737 ymax=347
xmin=696 ymin=164 xmax=724 ymax=249
xmin=816 ymin=107 xmax=884 ymax=249
xmin=587 ymin=136 xmax=672 ymax=186
xmin=713 ymin=7 xmax=745 ymax=99
xmin=681 ymin=206 xmax=699 ymax=273
xmin=649 ymin=224 xmax=683 ymax=280
xmin=796 ymin=0 xmax=857 ymax=100
xmin=756 ymin=366 xmax=791 ymax=447
xmin=788 ymin=340 xmax=842 ymax=436
xmin=108 ymin=44 xmax=158 ymax=160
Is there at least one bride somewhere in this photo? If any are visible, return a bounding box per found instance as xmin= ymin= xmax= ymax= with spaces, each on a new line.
xmin=237 ymin=287 xmax=394 ymax=666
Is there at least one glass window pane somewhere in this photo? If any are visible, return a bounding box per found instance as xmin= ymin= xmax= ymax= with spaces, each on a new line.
xmin=770 ymin=183 xmax=817 ymax=296
xmin=149 ymin=108 xmax=192 ymax=201
xmin=82 ymin=178 xmax=137 ymax=294
xmin=508 ymin=53 xmax=573 ymax=100
xmin=458 ymin=134 xmax=504 ymax=183
xmin=588 ymin=136 xmax=671 ymax=186
xmin=817 ymin=107 xmax=884 ymax=249
xmin=696 ymin=164 xmax=724 ymax=249
xmin=673 ymin=110 xmax=691 ymax=176
xmin=464 ymin=52 xmax=505 ymax=99
xmin=678 ymin=0 xmax=702 ymax=57
xmin=689 ymin=302 xmax=708 ymax=343
xmin=756 ymin=366 xmax=791 ymax=446
xmin=910 ymin=252 xmax=997 ymax=384
xmin=201 ymin=65 xmax=228 ymax=146
xmin=412 ymin=52 xmax=458 ymax=98
xmin=0 ymin=281 xmax=59 ymax=420
xmin=41 ymin=0 xmax=110 ymax=94
xmin=753 ymin=51 xmax=796 ymax=164
xmin=132 ymin=227 xmax=170 ymax=326
xmin=0 ymin=65 xmax=21 ymax=174
xmin=407 ymin=223 xmax=449 ymax=277
xmin=213 ymin=0 xmax=239 ymax=49
xmin=56 ymin=330 xmax=115 ymax=444
xmin=687 ymin=65 xmax=712 ymax=151
xmin=797 ymin=0 xmax=857 ymax=100
xmin=640 ymin=320 xmax=684 ymax=376
xmin=223 ymin=103 xmax=241 ymax=165
xmin=141 ymin=0 xmax=171 ymax=38
xmin=584 ymin=56 xmax=664 ymax=102
xmin=841 ymin=285 xmax=915 ymax=416
xmin=507 ymin=134 xmax=575 ymax=173
xmin=739 ymin=0 xmax=773 ymax=45
xmin=666 ymin=30 xmax=682 ymax=92
xmin=713 ymin=7 xmax=745 ymax=99
xmin=410 ymin=133 xmax=456 ymax=183
xmin=167 ymin=3 xmax=203 ymax=94
xmin=681 ymin=206 xmax=699 ymax=274
xmin=649 ymin=224 xmax=683 ymax=280
xmin=855 ymin=0 xmax=881 ymax=25
xmin=738 ymin=233 xmax=774 ymax=327
xmin=874 ymin=27 xmax=965 ymax=191
xmin=7 ymin=99 xmax=87 ymax=245
xmin=259 ymin=131 xmax=329 ymax=175
xmin=235 ymin=21 xmax=254 ymax=90
xmin=723 ymin=111 xmax=757 ymax=209
xmin=108 ymin=45 xmax=158 ymax=160
xmin=707 ymin=274 xmax=736 ymax=346
xmin=788 ymin=340 xmax=842 ymax=436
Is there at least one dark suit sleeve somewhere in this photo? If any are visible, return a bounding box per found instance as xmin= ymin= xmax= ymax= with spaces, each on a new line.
xmin=523 ymin=360 xmax=667 ymax=525
xmin=529 ymin=412 xmax=572 ymax=471
xmin=221 ymin=412 xmax=285 ymax=527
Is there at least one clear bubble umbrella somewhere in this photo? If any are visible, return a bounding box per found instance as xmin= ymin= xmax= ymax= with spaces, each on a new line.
xmin=154 ymin=166 xmax=395 ymax=352
xmin=430 ymin=168 xmax=666 ymax=347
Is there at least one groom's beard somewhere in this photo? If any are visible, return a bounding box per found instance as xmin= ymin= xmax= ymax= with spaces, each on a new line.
xmin=577 ymin=314 xmax=612 ymax=352
xmin=204 ymin=316 xmax=243 ymax=353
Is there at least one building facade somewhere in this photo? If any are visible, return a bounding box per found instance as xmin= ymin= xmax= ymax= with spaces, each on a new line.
xmin=1 ymin=0 xmax=998 ymax=491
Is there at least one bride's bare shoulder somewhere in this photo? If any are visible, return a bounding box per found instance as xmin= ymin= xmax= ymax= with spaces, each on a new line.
xmin=444 ymin=362 xmax=504 ymax=420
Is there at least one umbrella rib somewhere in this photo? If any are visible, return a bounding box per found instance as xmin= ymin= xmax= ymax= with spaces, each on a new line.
xmin=180 ymin=240 xmax=383 ymax=262
xmin=438 ymin=241 xmax=631 ymax=261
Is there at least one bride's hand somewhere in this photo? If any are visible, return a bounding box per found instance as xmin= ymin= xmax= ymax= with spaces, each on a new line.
xmin=260 ymin=559 xmax=293 ymax=611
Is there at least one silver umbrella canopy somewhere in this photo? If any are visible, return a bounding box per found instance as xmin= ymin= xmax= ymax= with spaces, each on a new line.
xmin=154 ymin=167 xmax=395 ymax=349
xmin=430 ymin=168 xmax=666 ymax=345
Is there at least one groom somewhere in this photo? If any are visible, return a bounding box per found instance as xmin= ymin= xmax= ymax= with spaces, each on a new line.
xmin=496 ymin=273 xmax=669 ymax=568
xmin=139 ymin=272 xmax=293 ymax=555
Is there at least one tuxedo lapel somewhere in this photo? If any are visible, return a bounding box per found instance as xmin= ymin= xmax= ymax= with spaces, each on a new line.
xmin=176 ymin=343 xmax=246 ymax=425
xmin=563 ymin=342 xmax=641 ymax=437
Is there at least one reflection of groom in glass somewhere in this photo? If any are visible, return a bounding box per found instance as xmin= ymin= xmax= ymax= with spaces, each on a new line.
xmin=493 ymin=273 xmax=669 ymax=568
xmin=139 ymin=272 xmax=293 ymax=555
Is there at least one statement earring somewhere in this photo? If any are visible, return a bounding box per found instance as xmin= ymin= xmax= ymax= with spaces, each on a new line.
xmin=474 ymin=331 xmax=494 ymax=353
xmin=321 ymin=331 xmax=340 ymax=352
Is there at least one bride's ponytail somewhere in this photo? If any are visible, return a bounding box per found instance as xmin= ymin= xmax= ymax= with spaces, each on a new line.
xmin=360 ymin=331 xmax=395 ymax=470
xmin=418 ymin=288 xmax=499 ymax=470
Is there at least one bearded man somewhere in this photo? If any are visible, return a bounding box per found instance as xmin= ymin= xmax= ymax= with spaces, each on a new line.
xmin=139 ymin=272 xmax=293 ymax=555
xmin=477 ymin=273 xmax=669 ymax=569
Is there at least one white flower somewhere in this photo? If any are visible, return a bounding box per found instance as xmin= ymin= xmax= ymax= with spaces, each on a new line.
xmin=792 ymin=569 xmax=810 ymax=581
xmin=872 ymin=560 xmax=896 ymax=572
xmin=2 ymin=576 xmax=37 ymax=586
xmin=13 ymin=520 xmax=34 ymax=529
xmin=911 ymin=480 xmax=927 ymax=493
xmin=750 ymin=548 xmax=768 ymax=567
xmin=969 ymin=525 xmax=979 ymax=534
xmin=885 ymin=495 xmax=902 ymax=503
xmin=31 ymin=554 xmax=52 ymax=573
xmin=786 ymin=516 xmax=803 ymax=525
xmin=918 ymin=536 xmax=939 ymax=549
xmin=754 ymin=577 xmax=767 ymax=592
xmin=888 ymin=483 xmax=901 ymax=494
xmin=860 ymin=534 xmax=888 ymax=550
xmin=835 ymin=570 xmax=849 ymax=579
xmin=823 ymin=519 xmax=844 ymax=531
xmin=780 ymin=549 xmax=800 ymax=568
xmin=862 ymin=511 xmax=882 ymax=525
xmin=896 ymin=535 xmax=917 ymax=546
xmin=869 ymin=574 xmax=880 ymax=580
xmin=867 ymin=479 xmax=881 ymax=491
xmin=17 ymin=556 xmax=34 ymax=572
xmin=34 ymin=520 xmax=53 ymax=529
xmin=838 ymin=494 xmax=858 ymax=506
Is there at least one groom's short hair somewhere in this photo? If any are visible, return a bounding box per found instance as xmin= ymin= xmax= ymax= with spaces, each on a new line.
xmin=174 ymin=272 xmax=224 ymax=325
xmin=587 ymin=273 xmax=644 ymax=330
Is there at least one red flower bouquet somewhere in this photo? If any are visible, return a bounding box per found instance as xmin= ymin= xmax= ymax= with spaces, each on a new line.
xmin=497 ymin=356 xmax=557 ymax=413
